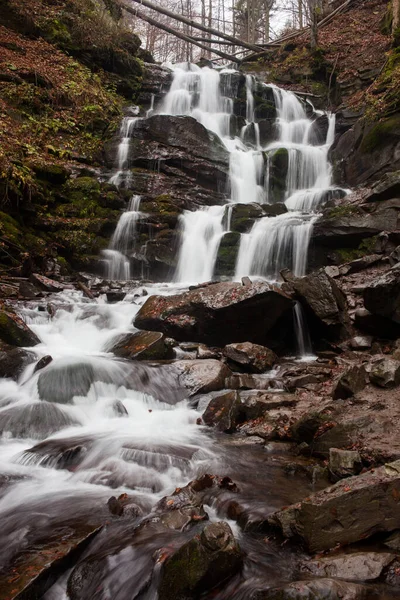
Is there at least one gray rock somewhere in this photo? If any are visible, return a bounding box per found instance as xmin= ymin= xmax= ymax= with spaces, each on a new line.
xmin=157 ymin=521 xmax=242 ymax=600
xmin=291 ymin=268 xmax=349 ymax=339
xmin=364 ymin=265 xmax=400 ymax=324
xmin=173 ymin=359 xmax=231 ymax=396
xmin=332 ymin=365 xmax=367 ymax=399
xmin=349 ymin=336 xmax=373 ymax=350
xmin=300 ymin=551 xmax=396 ymax=581
xmin=369 ymin=357 xmax=400 ymax=388
xmin=329 ymin=448 xmax=362 ymax=480
xmin=253 ymin=578 xmax=370 ymax=599
xmin=0 ymin=341 xmax=35 ymax=379
xmin=223 ymin=342 xmax=277 ymax=373
xmin=366 ymin=170 xmax=400 ymax=202
xmin=202 ymin=390 xmax=242 ymax=432
xmin=268 ymin=459 xmax=400 ymax=552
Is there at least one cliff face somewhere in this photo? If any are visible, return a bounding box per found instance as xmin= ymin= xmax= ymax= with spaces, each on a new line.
xmin=0 ymin=0 xmax=146 ymax=276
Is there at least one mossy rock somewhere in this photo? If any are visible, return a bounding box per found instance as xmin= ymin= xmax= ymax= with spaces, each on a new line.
xmin=361 ymin=115 xmax=400 ymax=153
xmin=215 ymin=232 xmax=241 ymax=277
xmin=32 ymin=163 xmax=70 ymax=185
xmin=226 ymin=203 xmax=264 ymax=233
xmin=0 ymin=310 xmax=40 ymax=347
xmin=267 ymin=148 xmax=289 ymax=203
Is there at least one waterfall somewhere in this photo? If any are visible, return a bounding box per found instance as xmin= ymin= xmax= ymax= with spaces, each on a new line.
xmin=174 ymin=206 xmax=225 ymax=283
xmin=109 ymin=116 xmax=141 ymax=187
xmin=159 ymin=64 xmax=343 ymax=284
xmin=102 ymin=195 xmax=142 ymax=280
xmin=293 ymin=302 xmax=314 ymax=358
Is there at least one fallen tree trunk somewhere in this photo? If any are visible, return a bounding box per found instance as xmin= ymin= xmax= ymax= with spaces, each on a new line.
xmin=122 ymin=0 xmax=265 ymax=52
xmin=121 ymin=4 xmax=241 ymax=63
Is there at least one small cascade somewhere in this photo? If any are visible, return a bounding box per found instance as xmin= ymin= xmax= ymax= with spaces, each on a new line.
xmin=109 ymin=115 xmax=141 ymax=187
xmin=293 ymin=302 xmax=314 ymax=359
xmin=174 ymin=206 xmax=225 ymax=283
xmin=102 ymin=195 xmax=142 ymax=281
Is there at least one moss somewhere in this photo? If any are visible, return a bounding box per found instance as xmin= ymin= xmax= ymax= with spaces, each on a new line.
xmin=337 ymin=236 xmax=379 ymax=262
xmin=32 ymin=163 xmax=70 ymax=184
xmin=215 ymin=232 xmax=240 ymax=277
xmin=361 ymin=115 xmax=400 ymax=153
xmin=327 ymin=204 xmax=359 ymax=218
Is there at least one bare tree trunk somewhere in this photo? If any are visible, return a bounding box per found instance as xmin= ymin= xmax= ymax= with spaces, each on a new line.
xmin=393 ymin=0 xmax=400 ymax=33
xmin=309 ymin=0 xmax=318 ymax=49
xmin=298 ymin=0 xmax=303 ymax=28
xmin=208 ymin=0 xmax=212 ymax=58
xmin=121 ymin=0 xmax=263 ymax=51
xmin=122 ymin=3 xmax=241 ymax=62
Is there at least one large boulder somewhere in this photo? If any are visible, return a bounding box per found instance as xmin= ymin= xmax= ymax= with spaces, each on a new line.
xmin=0 ymin=309 xmax=40 ymax=347
xmin=108 ymin=330 xmax=172 ymax=360
xmin=291 ymin=269 xmax=350 ymax=339
xmin=268 ymin=459 xmax=400 ymax=552
xmin=364 ymin=265 xmax=400 ymax=324
xmin=172 ymin=359 xmax=231 ymax=396
xmin=202 ymin=390 xmax=242 ymax=432
xmin=134 ymin=281 xmax=294 ymax=348
xmin=157 ymin=521 xmax=242 ymax=600
xmin=0 ymin=341 xmax=35 ymax=379
xmin=223 ymin=342 xmax=277 ymax=373
xmin=369 ymin=357 xmax=400 ymax=388
xmin=0 ymin=402 xmax=78 ymax=439
xmin=331 ymin=365 xmax=367 ymax=399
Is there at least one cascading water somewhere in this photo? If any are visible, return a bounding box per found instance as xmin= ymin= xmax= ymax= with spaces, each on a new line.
xmin=159 ymin=64 xmax=344 ymax=285
xmin=102 ymin=195 xmax=143 ymax=280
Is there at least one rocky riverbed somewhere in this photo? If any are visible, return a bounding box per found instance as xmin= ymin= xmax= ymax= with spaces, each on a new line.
xmin=1 ymin=257 xmax=400 ymax=598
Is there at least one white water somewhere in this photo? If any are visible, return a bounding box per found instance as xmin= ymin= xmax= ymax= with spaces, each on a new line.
xmin=158 ymin=64 xmax=343 ymax=285
xmin=0 ymin=285 xmax=218 ymax=580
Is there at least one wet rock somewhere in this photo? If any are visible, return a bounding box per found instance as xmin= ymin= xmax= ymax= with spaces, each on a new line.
xmin=262 ymin=202 xmax=287 ymax=216
xmin=20 ymin=437 xmax=90 ymax=469
xmin=172 ymin=359 xmax=231 ymax=396
xmin=109 ymin=330 xmax=173 ymax=361
xmin=329 ymin=448 xmax=362 ymax=480
xmin=196 ymin=344 xmax=221 ymax=359
xmin=223 ymin=342 xmax=277 ymax=373
xmin=37 ymin=360 xmax=96 ymax=404
xmin=202 ymin=390 xmax=242 ymax=432
xmin=214 ymin=232 xmax=240 ymax=277
xmin=240 ymin=391 xmax=297 ymax=420
xmin=0 ymin=521 xmax=103 ymax=600
xmin=364 ymin=264 xmax=400 ymax=324
xmin=268 ymin=459 xmax=400 ymax=552
xmin=253 ymin=578 xmax=368 ymax=599
xmin=106 ymin=290 xmax=126 ymax=303
xmin=157 ymin=521 xmax=242 ymax=600
xmin=332 ymin=365 xmax=367 ymax=399
xmin=33 ymin=354 xmax=53 ymax=374
xmin=134 ymin=281 xmax=294 ymax=348
xmin=0 ymin=341 xmax=35 ymax=379
xmin=0 ymin=309 xmax=40 ymax=347
xmin=291 ymin=268 xmax=350 ymax=339
xmin=285 ymin=373 xmax=324 ymax=392
xmin=227 ymin=203 xmax=264 ymax=233
xmin=369 ymin=357 xmax=400 ymax=388
xmin=29 ymin=272 xmax=64 ymax=292
xmin=226 ymin=372 xmax=276 ymax=390
xmin=19 ymin=280 xmax=40 ymax=298
xmin=349 ymin=336 xmax=373 ymax=350
xmin=0 ymin=402 xmax=78 ymax=439
xmin=300 ymin=551 xmax=397 ymax=582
